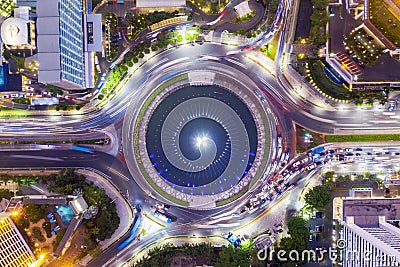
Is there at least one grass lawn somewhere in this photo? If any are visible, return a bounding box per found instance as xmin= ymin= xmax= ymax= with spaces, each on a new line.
xmin=296 ymin=125 xmax=325 ymax=153
xmin=326 ymin=134 xmax=400 ymax=142
xmin=266 ymin=31 xmax=280 ymax=60
xmin=308 ymin=59 xmax=350 ymax=100
xmin=370 ymin=0 xmax=400 ymax=47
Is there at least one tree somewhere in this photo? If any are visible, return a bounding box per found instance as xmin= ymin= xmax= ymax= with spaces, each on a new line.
xmin=138 ymin=52 xmax=144 ymax=58
xmin=24 ymin=205 xmax=47 ymax=223
xmin=132 ymin=57 xmax=139 ymax=63
xmin=304 ymin=185 xmax=331 ymax=211
xmin=0 ymin=189 xmax=13 ymax=199
xmin=98 ymin=94 xmax=104 ymax=100
xmin=287 ymin=216 xmax=309 ymax=241
xmin=151 ymin=45 xmax=158 ymax=51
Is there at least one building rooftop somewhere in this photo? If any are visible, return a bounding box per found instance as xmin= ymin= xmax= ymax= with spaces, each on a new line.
xmin=343 ymin=198 xmax=400 ymax=226
xmin=69 ymin=196 xmax=88 ymax=216
xmin=0 ymin=215 xmax=35 ymax=267
xmin=364 ymin=227 xmax=400 ymax=250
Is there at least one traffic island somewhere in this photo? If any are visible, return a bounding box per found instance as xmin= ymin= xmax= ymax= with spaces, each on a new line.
xmin=123 ymin=64 xmax=272 ymax=209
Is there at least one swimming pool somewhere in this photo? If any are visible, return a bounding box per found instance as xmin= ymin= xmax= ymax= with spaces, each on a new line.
xmin=55 ymin=205 xmax=74 ymax=225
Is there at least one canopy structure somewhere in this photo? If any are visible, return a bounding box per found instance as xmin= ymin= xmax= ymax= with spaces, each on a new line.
xmin=0 ymin=17 xmax=29 ymax=46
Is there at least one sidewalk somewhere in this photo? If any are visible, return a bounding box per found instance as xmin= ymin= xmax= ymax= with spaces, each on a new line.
xmin=76 ymin=168 xmax=134 ymax=266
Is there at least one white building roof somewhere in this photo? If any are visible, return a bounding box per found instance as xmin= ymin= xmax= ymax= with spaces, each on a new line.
xmin=85 ymin=14 xmax=102 ymax=52
xmin=14 ymin=7 xmax=31 ymax=21
xmin=0 ymin=18 xmax=29 ymax=46
xmin=38 ymin=70 xmax=61 ymax=83
xmin=37 ymin=35 xmax=59 ymax=53
xmin=136 ymin=0 xmax=186 ymax=8
xmin=36 ymin=0 xmax=59 ymax=17
xmin=36 ymin=17 xmax=59 ymax=35
xmin=69 ymin=196 xmax=88 ymax=215
xmin=37 ymin=52 xmax=60 ymax=70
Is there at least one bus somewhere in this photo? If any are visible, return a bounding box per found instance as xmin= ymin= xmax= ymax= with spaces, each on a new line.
xmin=130 ymin=214 xmax=142 ymax=235
xmin=117 ymin=214 xmax=142 ymax=251
xmin=72 ymin=146 xmax=94 ymax=154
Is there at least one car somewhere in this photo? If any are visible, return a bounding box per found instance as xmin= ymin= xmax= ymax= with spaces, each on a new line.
xmin=315 ymin=225 xmax=324 ymax=232
xmin=315 ymin=233 xmax=320 ymax=241
xmin=10 ymin=94 xmax=18 ymax=98
xmin=309 ymin=234 xmax=313 ymax=242
xmin=25 ymin=80 xmax=38 ymax=85
xmin=309 ymin=226 xmax=313 ymax=233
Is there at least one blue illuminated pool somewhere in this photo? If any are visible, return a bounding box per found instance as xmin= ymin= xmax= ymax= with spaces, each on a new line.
xmin=55 ymin=205 xmax=74 ymax=225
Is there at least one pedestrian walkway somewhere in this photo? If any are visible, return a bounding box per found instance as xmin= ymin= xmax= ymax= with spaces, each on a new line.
xmin=77 ymin=168 xmax=134 ymax=266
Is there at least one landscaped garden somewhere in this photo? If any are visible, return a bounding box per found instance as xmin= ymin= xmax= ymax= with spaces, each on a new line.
xmin=326 ymin=134 xmax=400 ymax=142
xmin=296 ymin=125 xmax=324 ymax=153
xmin=104 ymin=13 xmax=119 ymax=62
xmin=307 ymin=59 xmax=350 ymax=100
xmin=125 ymin=10 xmax=186 ymax=40
xmin=47 ymin=169 xmax=120 ymax=243
xmin=369 ymin=0 xmax=400 ymax=47
xmin=135 ymin=241 xmax=261 ymax=267
xmin=5 ymin=168 xmax=120 ymax=259
xmin=344 ymin=29 xmax=382 ymax=67
xmin=309 ymin=0 xmax=329 ymax=46
xmin=190 ymin=0 xmax=229 ymax=15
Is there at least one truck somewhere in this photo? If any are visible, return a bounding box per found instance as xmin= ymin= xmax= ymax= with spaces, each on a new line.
xmin=153 ymin=210 xmax=172 ymax=223
xmin=72 ymin=146 xmax=94 ymax=154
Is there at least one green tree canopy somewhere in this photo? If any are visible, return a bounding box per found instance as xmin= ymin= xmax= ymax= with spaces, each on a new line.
xmin=287 ymin=215 xmax=309 ymax=241
xmin=304 ymin=185 xmax=331 ymax=211
xmin=0 ymin=189 xmax=13 ymax=200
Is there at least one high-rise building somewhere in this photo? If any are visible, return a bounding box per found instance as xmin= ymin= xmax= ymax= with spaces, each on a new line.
xmin=338 ymin=198 xmax=400 ymax=267
xmin=0 ymin=215 xmax=35 ymax=267
xmin=36 ymin=0 xmax=101 ymax=90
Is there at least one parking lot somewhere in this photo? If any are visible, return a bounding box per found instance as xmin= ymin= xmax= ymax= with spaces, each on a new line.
xmin=307 ymin=212 xmax=333 ymax=266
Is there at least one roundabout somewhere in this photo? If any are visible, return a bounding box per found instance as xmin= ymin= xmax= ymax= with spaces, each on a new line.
xmin=123 ymin=63 xmax=273 ymax=209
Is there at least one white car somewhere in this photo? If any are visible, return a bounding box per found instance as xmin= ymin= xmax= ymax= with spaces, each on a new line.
xmin=10 ymin=94 xmax=18 ymax=98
